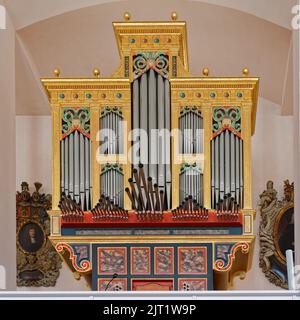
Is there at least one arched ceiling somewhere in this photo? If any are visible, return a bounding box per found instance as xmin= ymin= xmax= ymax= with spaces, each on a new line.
xmin=14 ymin=0 xmax=293 ymax=116
xmin=5 ymin=0 xmax=297 ymax=30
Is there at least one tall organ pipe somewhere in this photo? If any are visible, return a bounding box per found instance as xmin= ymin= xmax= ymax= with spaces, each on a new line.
xmin=165 ymin=80 xmax=171 ymax=209
xmin=74 ymin=130 xmax=80 ymax=203
xmin=139 ymin=73 xmax=148 ymax=177
xmin=133 ymin=80 xmax=140 ymax=169
xmin=79 ymin=133 xmax=85 ymax=208
xmin=132 ymin=69 xmax=171 ymax=209
xmin=148 ymin=69 xmax=157 ymax=184
xmin=211 ymin=129 xmax=243 ymax=209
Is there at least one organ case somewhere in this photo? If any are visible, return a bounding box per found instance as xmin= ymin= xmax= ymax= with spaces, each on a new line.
xmin=42 ymin=16 xmax=259 ymax=291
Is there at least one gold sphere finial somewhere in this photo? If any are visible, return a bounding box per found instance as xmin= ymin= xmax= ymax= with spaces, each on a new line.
xmin=53 ymin=68 xmax=60 ymax=77
xmin=243 ymin=67 xmax=249 ymax=76
xmin=124 ymin=11 xmax=131 ymax=21
xmin=202 ymin=67 xmax=209 ymax=77
xmin=171 ymin=12 xmax=178 ymax=21
xmin=93 ymin=68 xmax=100 ymax=78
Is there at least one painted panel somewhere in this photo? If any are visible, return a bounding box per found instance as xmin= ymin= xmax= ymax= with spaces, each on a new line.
xmin=98 ymin=247 xmax=127 ymax=275
xmin=178 ymin=247 xmax=207 ymax=275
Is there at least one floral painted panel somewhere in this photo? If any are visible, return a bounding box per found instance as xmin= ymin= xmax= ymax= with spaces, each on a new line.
xmin=154 ymin=247 xmax=174 ymax=274
xmin=98 ymin=247 xmax=127 ymax=275
xmin=131 ymin=247 xmax=150 ymax=274
xmin=178 ymin=278 xmax=207 ymax=291
xmin=98 ymin=278 xmax=127 ymax=291
xmin=178 ymin=247 xmax=207 ymax=274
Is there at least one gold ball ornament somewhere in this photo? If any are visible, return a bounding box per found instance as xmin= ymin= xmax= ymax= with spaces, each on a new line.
xmin=202 ymin=67 xmax=209 ymax=76
xmin=171 ymin=12 xmax=178 ymax=21
xmin=124 ymin=12 xmax=131 ymax=21
xmin=53 ymin=68 xmax=60 ymax=77
xmin=243 ymin=67 xmax=249 ymax=76
xmin=93 ymin=68 xmax=100 ymax=78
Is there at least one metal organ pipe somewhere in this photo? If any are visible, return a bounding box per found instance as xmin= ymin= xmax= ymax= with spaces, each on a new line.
xmin=165 ymin=80 xmax=171 ymax=209
xmin=61 ymin=139 xmax=64 ymax=195
xmin=74 ymin=130 xmax=80 ymax=204
xmin=85 ymin=136 xmax=90 ymax=209
xmin=211 ymin=126 xmax=244 ymax=209
xmin=139 ymin=73 xmax=148 ymax=178
xmin=69 ymin=133 xmax=74 ymax=198
xmin=60 ymin=131 xmax=92 ymax=211
xmin=178 ymin=107 xmax=204 ymax=207
xmin=79 ymin=133 xmax=85 ymax=207
xmin=133 ymin=81 xmax=141 ymax=209
xmin=100 ymin=165 xmax=124 ymax=208
xmin=148 ymin=69 xmax=157 ymax=185
xmin=132 ymin=68 xmax=171 ymax=210
xmin=179 ymin=164 xmax=203 ymax=207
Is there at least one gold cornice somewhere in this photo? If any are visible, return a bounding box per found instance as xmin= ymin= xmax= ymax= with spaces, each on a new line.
xmin=41 ymin=78 xmax=131 ymax=100
xmin=49 ymin=235 xmax=255 ymax=244
xmin=113 ymin=21 xmax=189 ymax=72
xmin=41 ymin=78 xmax=130 ymax=88
xmin=170 ymin=77 xmax=259 ymax=135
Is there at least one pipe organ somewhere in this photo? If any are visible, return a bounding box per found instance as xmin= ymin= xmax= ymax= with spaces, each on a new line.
xmin=42 ymin=13 xmax=259 ymax=291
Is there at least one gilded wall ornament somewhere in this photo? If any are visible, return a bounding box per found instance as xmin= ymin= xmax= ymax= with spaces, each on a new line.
xmin=259 ymin=180 xmax=294 ymax=289
xmin=16 ymin=182 xmax=62 ymax=287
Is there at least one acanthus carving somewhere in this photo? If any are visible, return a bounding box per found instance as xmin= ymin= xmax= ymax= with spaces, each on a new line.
xmin=259 ymin=180 xmax=294 ymax=289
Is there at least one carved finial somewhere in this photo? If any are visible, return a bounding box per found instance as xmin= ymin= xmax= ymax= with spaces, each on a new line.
xmin=124 ymin=11 xmax=131 ymax=21
xmin=284 ymin=180 xmax=294 ymax=202
xmin=34 ymin=182 xmax=42 ymax=192
xmin=93 ymin=68 xmax=100 ymax=78
xmin=171 ymin=12 xmax=178 ymax=21
xmin=53 ymin=68 xmax=60 ymax=77
xmin=243 ymin=67 xmax=249 ymax=76
xmin=202 ymin=67 xmax=209 ymax=76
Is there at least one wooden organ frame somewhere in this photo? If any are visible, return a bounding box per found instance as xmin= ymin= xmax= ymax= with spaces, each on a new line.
xmin=42 ymin=18 xmax=259 ymax=290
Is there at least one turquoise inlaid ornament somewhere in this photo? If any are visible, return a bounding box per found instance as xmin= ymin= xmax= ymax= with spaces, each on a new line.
xmin=212 ymin=106 xmax=241 ymax=133
xmin=133 ymin=52 xmax=169 ymax=79
xmin=130 ymin=38 xmax=136 ymax=43
xmin=180 ymin=92 xmax=186 ymax=98
xmin=210 ymin=92 xmax=216 ymax=98
xmin=153 ymin=38 xmax=159 ymax=43
xmin=86 ymin=93 xmax=92 ymax=99
xmin=116 ymin=93 xmax=122 ymax=99
xmin=237 ymin=92 xmax=243 ymax=98
xmin=62 ymin=108 xmax=90 ymax=136
xmin=59 ymin=93 xmax=65 ymax=99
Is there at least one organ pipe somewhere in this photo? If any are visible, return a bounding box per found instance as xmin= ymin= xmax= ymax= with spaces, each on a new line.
xmin=60 ymin=131 xmax=92 ymax=210
xmin=211 ymin=129 xmax=243 ymax=209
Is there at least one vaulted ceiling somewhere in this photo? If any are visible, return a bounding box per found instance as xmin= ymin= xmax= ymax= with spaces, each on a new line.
xmin=5 ymin=0 xmax=295 ymax=115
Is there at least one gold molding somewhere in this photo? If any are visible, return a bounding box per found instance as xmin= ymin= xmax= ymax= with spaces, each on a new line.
xmin=170 ymin=77 xmax=259 ymax=135
xmin=112 ymin=21 xmax=189 ymax=73
xmin=49 ymin=234 xmax=255 ymax=244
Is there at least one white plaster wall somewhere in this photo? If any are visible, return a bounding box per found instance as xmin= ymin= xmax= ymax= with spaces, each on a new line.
xmin=0 ymin=0 xmax=16 ymax=290
xmin=234 ymin=97 xmax=294 ymax=290
xmin=16 ymin=116 xmax=52 ymax=194
xmin=15 ymin=96 xmax=294 ymax=290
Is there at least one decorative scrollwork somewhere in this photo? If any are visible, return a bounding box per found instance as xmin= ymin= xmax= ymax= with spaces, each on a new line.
xmin=133 ymin=52 xmax=169 ymax=79
xmin=180 ymin=163 xmax=202 ymax=174
xmin=259 ymin=180 xmax=294 ymax=289
xmin=62 ymin=108 xmax=90 ymax=137
xmin=212 ymin=107 xmax=241 ymax=134
xmin=56 ymin=243 xmax=91 ymax=273
xmin=16 ymin=182 xmax=62 ymax=287
xmin=214 ymin=242 xmax=250 ymax=271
